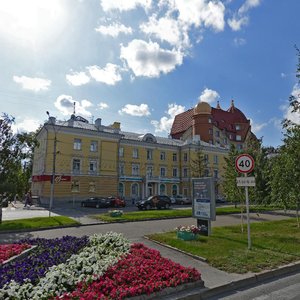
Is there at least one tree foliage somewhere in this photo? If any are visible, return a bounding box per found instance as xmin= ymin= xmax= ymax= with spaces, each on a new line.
xmin=190 ymin=147 xmax=207 ymax=178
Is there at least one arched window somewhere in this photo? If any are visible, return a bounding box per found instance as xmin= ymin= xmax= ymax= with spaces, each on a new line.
xmin=119 ymin=183 xmax=124 ymax=198
xmin=159 ymin=184 xmax=166 ymax=195
xmin=131 ymin=183 xmax=139 ymax=199
xmin=172 ymin=184 xmax=178 ymax=196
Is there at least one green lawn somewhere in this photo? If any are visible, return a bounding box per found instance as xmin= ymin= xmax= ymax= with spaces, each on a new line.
xmin=93 ymin=205 xmax=284 ymax=222
xmin=147 ymin=218 xmax=300 ymax=274
xmin=0 ymin=216 xmax=80 ymax=232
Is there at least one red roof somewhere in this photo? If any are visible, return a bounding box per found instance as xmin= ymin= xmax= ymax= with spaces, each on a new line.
xmin=170 ymin=104 xmax=250 ymax=137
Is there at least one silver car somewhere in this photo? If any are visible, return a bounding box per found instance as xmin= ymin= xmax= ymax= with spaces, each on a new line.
xmin=173 ymin=195 xmax=191 ymax=205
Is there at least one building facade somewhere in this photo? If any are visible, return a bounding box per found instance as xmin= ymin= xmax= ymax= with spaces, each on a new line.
xmin=31 ymin=108 xmax=231 ymax=203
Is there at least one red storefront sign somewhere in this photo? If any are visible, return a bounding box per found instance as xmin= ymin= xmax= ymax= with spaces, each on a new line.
xmin=32 ymin=175 xmax=71 ymax=182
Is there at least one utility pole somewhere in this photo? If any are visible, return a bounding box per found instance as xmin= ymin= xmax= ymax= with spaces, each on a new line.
xmin=47 ymin=111 xmax=57 ymax=217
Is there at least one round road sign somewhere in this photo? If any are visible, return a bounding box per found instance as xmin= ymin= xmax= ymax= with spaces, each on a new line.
xmin=235 ymin=154 xmax=255 ymax=173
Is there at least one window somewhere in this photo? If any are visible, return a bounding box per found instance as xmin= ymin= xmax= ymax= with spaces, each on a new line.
xmin=208 ymin=118 xmax=212 ymax=123
xmin=172 ymin=185 xmax=178 ymax=196
xmin=160 ymin=184 xmax=166 ymax=195
xmin=119 ymin=147 xmax=124 ymax=157
xmin=215 ymin=131 xmax=220 ymax=137
xmin=90 ymin=141 xmax=97 ymax=152
xmin=89 ymin=160 xmax=97 ymax=174
xmin=229 ymin=134 xmax=233 ymax=140
xmin=72 ymin=159 xmax=81 ymax=174
xmin=147 ymin=149 xmax=153 ymax=160
xmin=204 ymin=154 xmax=209 ymax=164
xmin=238 ymin=144 xmax=243 ymax=150
xmin=172 ymin=168 xmax=178 ymax=177
xmin=213 ymin=155 xmax=218 ymax=164
xmin=213 ymin=169 xmax=218 ymax=179
xmin=209 ymin=128 xmax=213 ymax=135
xmin=224 ymin=138 xmax=228 ymax=145
xmin=131 ymin=183 xmax=139 ymax=198
xmin=160 ymin=151 xmax=166 ymax=160
xmin=236 ymin=124 xmax=241 ymax=130
xmin=71 ymin=180 xmax=79 ymax=192
xmin=119 ymin=164 xmax=125 ymax=176
xmin=132 ymin=148 xmax=138 ymax=158
xmin=204 ymin=169 xmax=210 ymax=177
xmin=119 ymin=183 xmax=124 ymax=197
xmin=132 ymin=164 xmax=139 ymax=176
xmin=183 ymin=152 xmax=188 ymax=162
xmin=73 ymin=139 xmax=82 ymax=150
xmin=160 ymin=167 xmax=166 ymax=177
xmin=172 ymin=153 xmax=177 ymax=162
xmin=89 ymin=181 xmax=96 ymax=192
xmin=147 ymin=166 xmax=153 ymax=177
xmin=183 ymin=168 xmax=188 ymax=177
xmin=236 ymin=135 xmax=242 ymax=141
xmin=183 ymin=188 xmax=188 ymax=197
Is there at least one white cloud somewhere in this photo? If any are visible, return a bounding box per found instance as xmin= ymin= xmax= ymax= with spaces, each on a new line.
xmin=119 ymin=103 xmax=151 ymax=117
xmin=228 ymin=16 xmax=248 ymax=31
xmin=66 ymin=71 xmax=90 ymax=86
xmin=282 ymin=85 xmax=300 ymax=125
xmin=171 ymin=0 xmax=225 ymax=32
xmin=54 ymin=95 xmax=93 ymax=117
xmin=87 ymin=63 xmax=122 ymax=85
xmin=250 ymin=119 xmax=267 ymax=134
xmin=98 ymin=102 xmax=109 ymax=110
xmin=238 ymin=0 xmax=261 ymax=15
xmin=95 ymin=23 xmax=133 ymax=37
xmin=228 ymin=0 xmax=261 ymax=31
xmin=100 ymin=0 xmax=152 ymax=12
xmin=233 ymin=37 xmax=246 ymax=46
xmin=13 ymin=75 xmax=51 ymax=91
xmin=198 ymin=88 xmax=220 ymax=104
xmin=12 ymin=118 xmax=41 ymax=134
xmin=151 ymin=103 xmax=185 ymax=133
xmin=120 ymin=39 xmax=183 ymax=77
xmin=140 ymin=15 xmax=189 ymax=48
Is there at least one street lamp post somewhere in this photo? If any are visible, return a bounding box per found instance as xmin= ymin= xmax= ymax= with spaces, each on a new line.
xmin=47 ymin=112 xmax=57 ymax=217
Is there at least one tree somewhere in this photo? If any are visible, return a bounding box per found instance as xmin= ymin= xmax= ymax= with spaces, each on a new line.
xmin=222 ymin=144 xmax=244 ymax=207
xmin=0 ymin=114 xmax=38 ymax=223
xmin=269 ymin=46 xmax=300 ymax=227
xmin=190 ymin=146 xmax=207 ymax=178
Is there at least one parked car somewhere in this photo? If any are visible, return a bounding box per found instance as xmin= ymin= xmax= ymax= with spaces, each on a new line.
xmin=136 ymin=195 xmax=172 ymax=210
xmin=106 ymin=196 xmax=126 ymax=207
xmin=216 ymin=195 xmax=227 ymax=204
xmin=172 ymin=195 xmax=192 ymax=205
xmin=81 ymin=197 xmax=111 ymax=208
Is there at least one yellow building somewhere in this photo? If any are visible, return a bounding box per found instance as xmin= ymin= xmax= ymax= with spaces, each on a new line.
xmin=31 ymin=113 xmax=229 ymax=204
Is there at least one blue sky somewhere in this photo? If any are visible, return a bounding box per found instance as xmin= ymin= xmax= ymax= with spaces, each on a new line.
xmin=1 ymin=0 xmax=300 ymax=148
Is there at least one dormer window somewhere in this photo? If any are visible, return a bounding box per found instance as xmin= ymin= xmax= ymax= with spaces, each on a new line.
xmin=236 ymin=135 xmax=242 ymax=141
xmin=236 ymin=124 xmax=241 ymax=130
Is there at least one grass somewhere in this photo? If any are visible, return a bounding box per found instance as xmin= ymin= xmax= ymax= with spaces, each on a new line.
xmin=93 ymin=205 xmax=285 ymax=222
xmin=0 ymin=216 xmax=80 ymax=232
xmin=147 ymin=218 xmax=300 ymax=274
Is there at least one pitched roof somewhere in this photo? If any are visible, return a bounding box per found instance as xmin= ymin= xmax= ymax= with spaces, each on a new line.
xmin=170 ymin=103 xmax=250 ymax=137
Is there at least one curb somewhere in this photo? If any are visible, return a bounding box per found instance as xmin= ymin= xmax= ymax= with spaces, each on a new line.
xmin=196 ymin=260 xmax=300 ymax=299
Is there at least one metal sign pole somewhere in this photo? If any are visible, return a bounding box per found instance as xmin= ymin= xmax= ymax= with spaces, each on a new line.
xmin=244 ymin=173 xmax=251 ymax=250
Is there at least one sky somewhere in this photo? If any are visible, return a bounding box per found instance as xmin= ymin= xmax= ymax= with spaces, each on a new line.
xmin=1 ymin=0 xmax=300 ymax=148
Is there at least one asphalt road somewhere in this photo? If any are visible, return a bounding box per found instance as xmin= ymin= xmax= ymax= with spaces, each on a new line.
xmin=207 ymin=271 xmax=300 ymax=300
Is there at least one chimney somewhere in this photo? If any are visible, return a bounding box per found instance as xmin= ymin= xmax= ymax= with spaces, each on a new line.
xmin=95 ymin=118 xmax=102 ymax=129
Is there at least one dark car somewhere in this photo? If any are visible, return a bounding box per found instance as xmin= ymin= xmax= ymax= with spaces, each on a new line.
xmin=172 ymin=195 xmax=192 ymax=205
xmin=216 ymin=195 xmax=227 ymax=204
xmin=81 ymin=197 xmax=111 ymax=208
xmin=107 ymin=196 xmax=126 ymax=208
xmin=136 ymin=195 xmax=171 ymax=210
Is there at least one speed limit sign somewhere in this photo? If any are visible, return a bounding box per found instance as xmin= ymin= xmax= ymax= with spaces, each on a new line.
xmin=235 ymin=154 xmax=254 ymax=174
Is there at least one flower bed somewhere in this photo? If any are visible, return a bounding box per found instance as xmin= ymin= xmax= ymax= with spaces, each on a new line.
xmin=109 ymin=209 xmax=123 ymax=217
xmin=0 ymin=244 xmax=31 ymax=264
xmin=0 ymin=233 xmax=201 ymax=300
xmin=58 ymin=243 xmax=201 ymax=299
